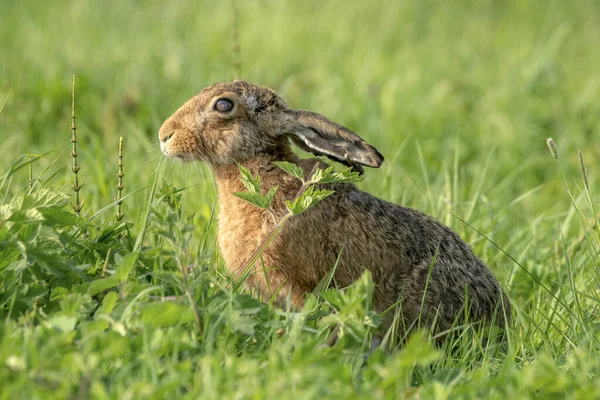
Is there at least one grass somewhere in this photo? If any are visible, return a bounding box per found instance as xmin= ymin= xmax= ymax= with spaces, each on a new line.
xmin=1 ymin=0 xmax=599 ymax=398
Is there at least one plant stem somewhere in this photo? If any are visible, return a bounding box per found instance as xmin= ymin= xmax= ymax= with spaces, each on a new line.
xmin=233 ymin=213 xmax=291 ymax=285
xmin=28 ymin=156 xmax=33 ymax=191
xmin=116 ymin=136 xmax=125 ymax=222
xmin=71 ymin=74 xmax=83 ymax=216
xmin=177 ymin=257 xmax=203 ymax=336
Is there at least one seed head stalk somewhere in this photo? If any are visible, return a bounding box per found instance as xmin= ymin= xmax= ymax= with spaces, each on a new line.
xmin=71 ymin=75 xmax=84 ymax=216
xmin=116 ymin=136 xmax=125 ymax=222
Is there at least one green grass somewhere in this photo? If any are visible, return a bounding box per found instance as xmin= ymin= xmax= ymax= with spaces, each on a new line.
xmin=1 ymin=0 xmax=599 ymax=398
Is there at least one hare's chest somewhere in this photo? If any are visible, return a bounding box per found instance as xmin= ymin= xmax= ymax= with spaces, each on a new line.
xmin=217 ymin=207 xmax=274 ymax=274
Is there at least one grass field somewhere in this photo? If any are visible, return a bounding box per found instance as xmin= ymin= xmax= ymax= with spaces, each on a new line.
xmin=1 ymin=0 xmax=599 ymax=398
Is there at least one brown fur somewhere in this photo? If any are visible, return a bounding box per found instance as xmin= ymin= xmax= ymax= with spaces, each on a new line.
xmin=159 ymin=80 xmax=511 ymax=337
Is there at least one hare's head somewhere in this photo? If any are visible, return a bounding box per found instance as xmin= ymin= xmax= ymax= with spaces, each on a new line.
xmin=159 ymin=80 xmax=383 ymax=172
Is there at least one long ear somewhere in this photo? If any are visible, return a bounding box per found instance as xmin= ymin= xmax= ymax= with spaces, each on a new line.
xmin=281 ymin=110 xmax=384 ymax=173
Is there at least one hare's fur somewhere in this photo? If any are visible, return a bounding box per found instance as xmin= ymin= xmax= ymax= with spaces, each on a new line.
xmin=159 ymin=80 xmax=510 ymax=335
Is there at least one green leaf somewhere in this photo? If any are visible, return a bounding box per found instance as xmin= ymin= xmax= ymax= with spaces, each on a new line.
xmin=7 ymin=208 xmax=45 ymax=224
xmin=115 ymin=251 xmax=139 ymax=281
xmin=48 ymin=315 xmax=77 ymax=333
xmin=88 ymin=276 xmax=120 ymax=296
xmin=38 ymin=206 xmax=80 ymax=226
xmin=15 ymin=188 xmax=69 ymax=211
xmin=235 ymin=165 xmax=279 ymax=209
xmin=311 ymin=166 xmax=363 ymax=184
xmin=97 ymin=291 xmax=119 ymax=315
xmin=79 ymin=319 xmax=110 ymax=336
xmin=285 ymin=186 xmax=334 ymax=215
xmin=238 ymin=164 xmax=261 ymax=193
xmin=140 ymin=301 xmax=195 ymax=327
xmin=273 ymin=161 xmax=304 ymax=180
xmin=230 ymin=310 xmax=257 ymax=335
xmin=397 ymin=330 xmax=440 ymax=367
xmin=234 ymin=186 xmax=277 ymax=209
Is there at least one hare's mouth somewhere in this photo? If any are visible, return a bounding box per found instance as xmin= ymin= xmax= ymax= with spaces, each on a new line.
xmin=159 ymin=129 xmax=202 ymax=161
xmin=160 ymin=141 xmax=168 ymax=156
xmin=160 ymin=141 xmax=201 ymax=162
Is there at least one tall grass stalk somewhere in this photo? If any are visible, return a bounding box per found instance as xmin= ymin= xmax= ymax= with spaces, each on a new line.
xmin=116 ymin=136 xmax=125 ymax=222
xmin=70 ymin=74 xmax=84 ymax=216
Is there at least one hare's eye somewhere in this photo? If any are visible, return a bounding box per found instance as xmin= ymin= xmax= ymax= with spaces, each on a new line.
xmin=214 ymin=98 xmax=234 ymax=113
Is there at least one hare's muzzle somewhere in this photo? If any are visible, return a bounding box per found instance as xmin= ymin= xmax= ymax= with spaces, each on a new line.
xmin=159 ymin=131 xmax=174 ymax=156
xmin=158 ymin=119 xmax=201 ymax=161
xmin=158 ymin=119 xmax=177 ymax=156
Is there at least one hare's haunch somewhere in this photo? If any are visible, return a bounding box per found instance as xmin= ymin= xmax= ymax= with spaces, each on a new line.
xmin=159 ymin=80 xmax=510 ymax=336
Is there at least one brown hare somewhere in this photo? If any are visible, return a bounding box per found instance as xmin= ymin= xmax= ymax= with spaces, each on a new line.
xmin=158 ymin=80 xmax=510 ymax=338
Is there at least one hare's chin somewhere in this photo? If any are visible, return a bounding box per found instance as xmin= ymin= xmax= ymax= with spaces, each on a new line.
xmin=162 ymin=150 xmax=200 ymax=162
xmin=159 ymin=142 xmax=193 ymax=161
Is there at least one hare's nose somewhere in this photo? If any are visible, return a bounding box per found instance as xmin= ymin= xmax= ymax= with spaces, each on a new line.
xmin=158 ymin=124 xmax=176 ymax=143
xmin=162 ymin=131 xmax=174 ymax=142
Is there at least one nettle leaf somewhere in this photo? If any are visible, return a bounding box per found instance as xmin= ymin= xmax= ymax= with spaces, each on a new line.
xmin=311 ymin=167 xmax=363 ymax=184
xmin=273 ymin=161 xmax=304 ymax=180
xmin=38 ymin=206 xmax=80 ymax=226
xmin=238 ymin=164 xmax=261 ymax=193
xmin=234 ymin=187 xmax=277 ymax=210
xmin=229 ymin=310 xmax=257 ymax=335
xmin=18 ymin=188 xmax=70 ymax=210
xmin=285 ymin=186 xmax=333 ymax=215
xmin=7 ymin=208 xmax=45 ymax=225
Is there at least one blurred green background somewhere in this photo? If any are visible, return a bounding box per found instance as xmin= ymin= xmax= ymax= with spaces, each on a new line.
xmin=2 ymin=1 xmax=598 ymax=189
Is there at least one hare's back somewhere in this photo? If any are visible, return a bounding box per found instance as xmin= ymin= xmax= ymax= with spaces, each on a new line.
xmin=323 ymin=186 xmax=508 ymax=324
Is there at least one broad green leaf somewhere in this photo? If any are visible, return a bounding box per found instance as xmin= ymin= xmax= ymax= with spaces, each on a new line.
xmin=115 ymin=251 xmax=139 ymax=281
xmin=88 ymin=276 xmax=120 ymax=296
xmin=230 ymin=310 xmax=257 ymax=335
xmin=18 ymin=188 xmax=69 ymax=210
xmin=286 ymin=186 xmax=333 ymax=215
xmin=234 ymin=186 xmax=277 ymax=209
xmin=38 ymin=207 xmax=80 ymax=226
xmin=273 ymin=161 xmax=304 ymax=180
xmin=140 ymin=301 xmax=195 ymax=327
xmin=238 ymin=164 xmax=261 ymax=193
xmin=397 ymin=330 xmax=440 ymax=367
xmin=97 ymin=291 xmax=119 ymax=315
xmin=311 ymin=166 xmax=363 ymax=184
xmin=48 ymin=315 xmax=77 ymax=332
xmin=79 ymin=319 xmax=110 ymax=336
xmin=7 ymin=208 xmax=45 ymax=224
xmin=59 ymin=292 xmax=93 ymax=317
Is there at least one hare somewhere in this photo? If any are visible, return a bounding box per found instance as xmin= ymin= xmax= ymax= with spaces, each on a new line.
xmin=159 ymin=80 xmax=510 ymax=337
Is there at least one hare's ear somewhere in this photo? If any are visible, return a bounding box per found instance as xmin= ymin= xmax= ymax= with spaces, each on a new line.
xmin=281 ymin=110 xmax=384 ymax=173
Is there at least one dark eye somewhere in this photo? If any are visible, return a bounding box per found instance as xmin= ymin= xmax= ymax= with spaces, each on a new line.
xmin=214 ymin=98 xmax=234 ymax=113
